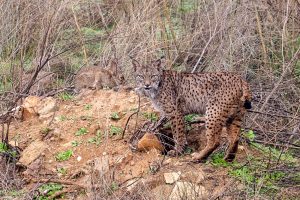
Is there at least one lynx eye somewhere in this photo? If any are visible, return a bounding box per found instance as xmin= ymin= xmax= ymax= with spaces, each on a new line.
xmin=136 ymin=75 xmax=144 ymax=80
xmin=151 ymin=75 xmax=159 ymax=80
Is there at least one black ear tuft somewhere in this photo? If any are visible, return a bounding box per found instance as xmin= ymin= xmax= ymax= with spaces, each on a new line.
xmin=132 ymin=59 xmax=140 ymax=71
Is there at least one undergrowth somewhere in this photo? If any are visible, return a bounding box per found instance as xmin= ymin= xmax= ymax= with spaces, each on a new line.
xmin=209 ymin=130 xmax=299 ymax=198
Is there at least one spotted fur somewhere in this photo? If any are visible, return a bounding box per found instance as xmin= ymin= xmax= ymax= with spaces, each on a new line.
xmin=132 ymin=58 xmax=251 ymax=162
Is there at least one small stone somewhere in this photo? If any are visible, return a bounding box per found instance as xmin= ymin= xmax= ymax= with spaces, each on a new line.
xmin=9 ymin=140 xmax=19 ymax=147
xmin=130 ymin=161 xmax=135 ymax=166
xmin=164 ymin=172 xmax=181 ymax=184
xmin=77 ymin=156 xmax=82 ymax=162
xmin=48 ymin=160 xmax=53 ymax=164
xmin=238 ymin=145 xmax=245 ymax=151
xmin=102 ymin=152 xmax=107 ymax=156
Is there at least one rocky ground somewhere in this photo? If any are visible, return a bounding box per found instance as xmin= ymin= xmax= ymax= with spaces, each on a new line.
xmin=4 ymin=89 xmax=297 ymax=199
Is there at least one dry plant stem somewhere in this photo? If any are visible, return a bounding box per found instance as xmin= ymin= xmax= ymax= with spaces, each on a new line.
xmin=121 ymin=94 xmax=141 ymax=139
xmin=248 ymin=110 xmax=300 ymax=121
xmin=252 ymin=48 xmax=300 ymax=122
xmin=71 ymin=5 xmax=88 ymax=63
xmin=255 ymin=6 xmax=268 ymax=69
xmin=191 ymin=0 xmax=218 ymax=73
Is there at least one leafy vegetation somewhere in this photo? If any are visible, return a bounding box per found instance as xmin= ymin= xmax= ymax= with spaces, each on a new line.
xmin=209 ymin=138 xmax=298 ymax=198
xmin=57 ymin=168 xmax=67 ymax=176
xmin=58 ymin=92 xmax=74 ymax=101
xmin=110 ymin=112 xmax=121 ymax=120
xmin=0 ymin=142 xmax=17 ymax=158
xmin=71 ymin=140 xmax=81 ymax=147
xmin=84 ymin=104 xmax=92 ymax=110
xmin=87 ymin=130 xmax=102 ymax=146
xmin=75 ymin=127 xmax=88 ymax=136
xmin=40 ymin=127 xmax=52 ymax=136
xmin=143 ymin=112 xmax=158 ymax=122
xmin=36 ymin=183 xmax=63 ymax=200
xmin=55 ymin=150 xmax=73 ymax=162
xmin=109 ymin=125 xmax=123 ymax=136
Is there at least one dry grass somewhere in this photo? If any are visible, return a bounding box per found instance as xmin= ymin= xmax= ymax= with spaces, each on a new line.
xmin=0 ymin=0 xmax=300 ymax=199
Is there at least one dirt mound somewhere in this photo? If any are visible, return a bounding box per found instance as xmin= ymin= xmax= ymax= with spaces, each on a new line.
xmin=7 ymin=89 xmax=244 ymax=199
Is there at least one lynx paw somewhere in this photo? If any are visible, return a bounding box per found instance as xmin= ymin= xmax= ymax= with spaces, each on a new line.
xmin=167 ymin=146 xmax=185 ymax=157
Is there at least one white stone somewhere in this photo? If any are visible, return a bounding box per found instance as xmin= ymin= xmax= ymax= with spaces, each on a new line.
xmin=77 ymin=156 xmax=82 ymax=162
xmin=164 ymin=172 xmax=181 ymax=184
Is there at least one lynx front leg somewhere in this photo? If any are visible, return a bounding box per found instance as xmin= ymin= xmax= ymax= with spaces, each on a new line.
xmin=167 ymin=112 xmax=187 ymax=157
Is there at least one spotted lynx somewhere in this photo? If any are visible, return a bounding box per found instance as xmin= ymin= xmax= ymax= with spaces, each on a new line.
xmin=132 ymin=58 xmax=251 ymax=162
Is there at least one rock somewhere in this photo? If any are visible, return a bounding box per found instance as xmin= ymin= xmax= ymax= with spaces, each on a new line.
xmin=169 ymin=182 xmax=207 ymax=200
xmin=23 ymin=157 xmax=42 ymax=177
xmin=137 ymin=133 xmax=164 ymax=152
xmin=164 ymin=172 xmax=181 ymax=184
xmin=152 ymin=185 xmax=173 ymax=199
xmin=19 ymin=140 xmax=48 ymax=166
xmin=37 ymin=97 xmax=58 ymax=117
xmin=22 ymin=96 xmax=58 ymax=121
xmin=22 ymin=96 xmax=41 ymax=120
xmin=181 ymin=170 xmax=205 ymax=183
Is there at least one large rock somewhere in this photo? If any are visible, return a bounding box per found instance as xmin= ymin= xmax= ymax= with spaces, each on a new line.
xmin=169 ymin=181 xmax=207 ymax=200
xmin=137 ymin=133 xmax=164 ymax=152
xmin=37 ymin=97 xmax=58 ymax=116
xmin=22 ymin=96 xmax=41 ymax=120
xmin=19 ymin=140 xmax=48 ymax=166
xmin=22 ymin=96 xmax=58 ymax=121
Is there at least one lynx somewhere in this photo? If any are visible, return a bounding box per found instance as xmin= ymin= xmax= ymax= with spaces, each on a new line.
xmin=132 ymin=58 xmax=251 ymax=162
xmin=74 ymin=59 xmax=124 ymax=92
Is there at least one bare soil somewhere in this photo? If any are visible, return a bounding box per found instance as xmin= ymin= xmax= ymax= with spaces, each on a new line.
xmin=8 ymin=89 xmax=254 ymax=199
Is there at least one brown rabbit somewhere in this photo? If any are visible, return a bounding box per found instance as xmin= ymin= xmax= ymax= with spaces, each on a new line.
xmin=74 ymin=59 xmax=125 ymax=92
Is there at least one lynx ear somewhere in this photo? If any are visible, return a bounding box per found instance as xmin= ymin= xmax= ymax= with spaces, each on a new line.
xmin=132 ymin=59 xmax=140 ymax=72
xmin=109 ymin=59 xmax=118 ymax=76
xmin=152 ymin=57 xmax=166 ymax=71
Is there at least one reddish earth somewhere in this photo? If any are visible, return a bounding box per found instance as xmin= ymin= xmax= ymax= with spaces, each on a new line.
xmin=8 ymin=89 xmax=253 ymax=199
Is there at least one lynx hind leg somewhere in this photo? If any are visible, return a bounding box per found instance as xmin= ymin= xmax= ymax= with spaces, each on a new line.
xmin=192 ymin=113 xmax=224 ymax=162
xmin=224 ymin=114 xmax=243 ymax=162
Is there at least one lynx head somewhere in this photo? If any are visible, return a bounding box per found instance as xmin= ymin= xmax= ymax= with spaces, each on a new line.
xmin=132 ymin=58 xmax=164 ymax=96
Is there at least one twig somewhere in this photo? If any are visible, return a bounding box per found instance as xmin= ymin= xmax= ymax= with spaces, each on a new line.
xmin=248 ymin=110 xmax=300 ymax=121
xmin=252 ymin=139 xmax=300 ymax=150
xmin=121 ymin=94 xmax=141 ymax=139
